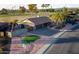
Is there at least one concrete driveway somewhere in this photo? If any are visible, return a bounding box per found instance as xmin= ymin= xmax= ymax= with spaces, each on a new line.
xmin=13 ymin=28 xmax=60 ymax=37
xmin=29 ymin=28 xmax=60 ymax=36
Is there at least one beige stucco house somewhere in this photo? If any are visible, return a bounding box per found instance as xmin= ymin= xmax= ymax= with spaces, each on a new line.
xmin=18 ymin=16 xmax=53 ymax=31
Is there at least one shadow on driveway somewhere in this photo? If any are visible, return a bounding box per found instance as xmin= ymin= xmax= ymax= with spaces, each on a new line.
xmin=54 ymin=37 xmax=79 ymax=44
xmin=29 ymin=28 xmax=60 ymax=36
xmin=13 ymin=28 xmax=60 ymax=37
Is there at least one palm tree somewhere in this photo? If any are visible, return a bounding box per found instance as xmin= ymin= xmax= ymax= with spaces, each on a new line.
xmin=50 ymin=12 xmax=65 ymax=28
xmin=11 ymin=19 xmax=18 ymax=36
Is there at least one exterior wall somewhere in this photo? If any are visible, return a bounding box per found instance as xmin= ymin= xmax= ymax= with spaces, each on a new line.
xmin=0 ymin=31 xmax=12 ymax=38
xmin=15 ymin=24 xmax=25 ymax=29
xmin=0 ymin=32 xmax=4 ymax=37
xmin=7 ymin=32 xmax=12 ymax=38
xmin=21 ymin=19 xmax=35 ymax=31
xmin=22 ymin=20 xmax=35 ymax=27
xmin=27 ymin=26 xmax=34 ymax=31
xmin=27 ymin=22 xmax=52 ymax=31
xmin=42 ymin=22 xmax=52 ymax=28
xmin=35 ymin=22 xmax=52 ymax=30
xmin=36 ymin=24 xmax=43 ymax=29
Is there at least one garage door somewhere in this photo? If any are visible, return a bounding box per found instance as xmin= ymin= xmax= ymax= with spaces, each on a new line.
xmin=36 ymin=24 xmax=42 ymax=29
xmin=27 ymin=27 xmax=33 ymax=31
xmin=43 ymin=23 xmax=48 ymax=27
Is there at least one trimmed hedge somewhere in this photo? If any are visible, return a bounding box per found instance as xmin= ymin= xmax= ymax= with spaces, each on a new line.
xmin=22 ymin=35 xmax=40 ymax=44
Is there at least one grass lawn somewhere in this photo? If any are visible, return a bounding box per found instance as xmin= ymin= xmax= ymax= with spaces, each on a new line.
xmin=0 ymin=12 xmax=53 ymax=23
xmin=22 ymin=35 xmax=40 ymax=44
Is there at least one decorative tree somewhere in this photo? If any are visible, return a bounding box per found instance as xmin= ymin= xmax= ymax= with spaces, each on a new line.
xmin=50 ymin=12 xmax=66 ymax=28
xmin=19 ymin=6 xmax=26 ymax=13
xmin=1 ymin=8 xmax=8 ymax=14
xmin=28 ymin=4 xmax=37 ymax=13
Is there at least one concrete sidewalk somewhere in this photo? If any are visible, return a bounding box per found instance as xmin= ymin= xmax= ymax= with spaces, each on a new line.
xmin=10 ymin=37 xmax=34 ymax=54
xmin=10 ymin=37 xmax=25 ymax=54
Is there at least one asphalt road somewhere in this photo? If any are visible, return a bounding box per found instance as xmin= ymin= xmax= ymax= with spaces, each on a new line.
xmin=45 ymin=27 xmax=79 ymax=54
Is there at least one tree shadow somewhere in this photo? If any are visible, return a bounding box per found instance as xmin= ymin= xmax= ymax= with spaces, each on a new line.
xmin=29 ymin=28 xmax=60 ymax=36
xmin=54 ymin=37 xmax=79 ymax=44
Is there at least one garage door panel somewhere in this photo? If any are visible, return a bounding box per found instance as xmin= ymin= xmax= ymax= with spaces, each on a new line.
xmin=36 ymin=25 xmax=42 ymax=29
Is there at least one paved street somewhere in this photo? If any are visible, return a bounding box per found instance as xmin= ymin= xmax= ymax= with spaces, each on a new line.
xmin=45 ymin=26 xmax=79 ymax=54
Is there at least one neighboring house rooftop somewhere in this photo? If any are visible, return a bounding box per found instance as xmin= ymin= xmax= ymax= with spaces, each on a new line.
xmin=0 ymin=22 xmax=11 ymax=31
xmin=28 ymin=16 xmax=52 ymax=25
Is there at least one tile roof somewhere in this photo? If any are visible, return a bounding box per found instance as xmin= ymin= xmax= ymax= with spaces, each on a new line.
xmin=0 ymin=22 xmax=11 ymax=31
xmin=28 ymin=17 xmax=52 ymax=25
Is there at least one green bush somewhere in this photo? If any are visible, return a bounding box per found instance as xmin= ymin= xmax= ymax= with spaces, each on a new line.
xmin=22 ymin=35 xmax=40 ymax=44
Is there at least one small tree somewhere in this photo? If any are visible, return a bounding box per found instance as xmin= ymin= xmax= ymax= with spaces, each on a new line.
xmin=28 ymin=4 xmax=37 ymax=14
xmin=19 ymin=6 xmax=26 ymax=13
xmin=0 ymin=8 xmax=8 ymax=14
xmin=50 ymin=12 xmax=66 ymax=28
xmin=11 ymin=19 xmax=18 ymax=35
